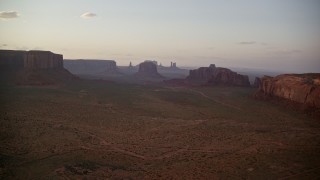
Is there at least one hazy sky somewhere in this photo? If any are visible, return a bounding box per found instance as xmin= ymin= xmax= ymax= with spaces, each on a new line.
xmin=1 ymin=0 xmax=320 ymax=72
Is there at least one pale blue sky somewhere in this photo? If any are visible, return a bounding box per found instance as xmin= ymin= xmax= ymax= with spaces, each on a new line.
xmin=1 ymin=0 xmax=320 ymax=72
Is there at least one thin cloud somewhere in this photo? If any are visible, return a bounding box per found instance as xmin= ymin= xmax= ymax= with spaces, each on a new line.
xmin=238 ymin=41 xmax=256 ymax=45
xmin=266 ymin=49 xmax=302 ymax=58
xmin=273 ymin=49 xmax=302 ymax=55
xmin=0 ymin=11 xmax=19 ymax=20
xmin=80 ymin=12 xmax=97 ymax=19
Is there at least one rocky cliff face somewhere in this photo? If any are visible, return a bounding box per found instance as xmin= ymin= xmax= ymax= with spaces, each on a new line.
xmin=0 ymin=50 xmax=76 ymax=85
xmin=0 ymin=50 xmax=25 ymax=69
xmin=187 ymin=64 xmax=217 ymax=82
xmin=187 ymin=64 xmax=250 ymax=86
xmin=253 ymin=77 xmax=261 ymax=88
xmin=134 ymin=62 xmax=163 ymax=78
xmin=24 ymin=51 xmax=63 ymax=69
xmin=254 ymin=74 xmax=320 ymax=110
xmin=0 ymin=50 xmax=63 ymax=69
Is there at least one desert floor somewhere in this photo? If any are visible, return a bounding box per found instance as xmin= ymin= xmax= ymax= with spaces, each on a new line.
xmin=1 ymin=80 xmax=320 ymax=179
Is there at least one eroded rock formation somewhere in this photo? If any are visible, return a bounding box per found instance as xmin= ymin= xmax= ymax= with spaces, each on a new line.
xmin=64 ymin=59 xmax=118 ymax=75
xmin=0 ymin=50 xmax=25 ymax=69
xmin=24 ymin=51 xmax=63 ymax=69
xmin=186 ymin=64 xmax=250 ymax=86
xmin=254 ymin=74 xmax=320 ymax=110
xmin=253 ymin=77 xmax=261 ymax=88
xmin=134 ymin=61 xmax=163 ymax=78
xmin=0 ymin=50 xmax=75 ymax=85
xmin=0 ymin=50 xmax=63 ymax=69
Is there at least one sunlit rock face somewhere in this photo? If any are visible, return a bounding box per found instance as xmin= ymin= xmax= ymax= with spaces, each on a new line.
xmin=254 ymin=74 xmax=320 ymax=109
xmin=187 ymin=64 xmax=250 ymax=87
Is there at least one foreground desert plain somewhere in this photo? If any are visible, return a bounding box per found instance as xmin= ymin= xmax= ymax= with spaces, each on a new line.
xmin=1 ymin=79 xmax=320 ymax=179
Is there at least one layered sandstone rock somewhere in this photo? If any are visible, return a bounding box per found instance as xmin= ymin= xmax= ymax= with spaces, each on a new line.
xmin=0 ymin=50 xmax=76 ymax=85
xmin=0 ymin=50 xmax=25 ymax=69
xmin=24 ymin=51 xmax=63 ymax=69
xmin=253 ymin=77 xmax=261 ymax=88
xmin=187 ymin=64 xmax=250 ymax=86
xmin=254 ymin=74 xmax=320 ymax=109
xmin=134 ymin=61 xmax=163 ymax=78
xmin=0 ymin=50 xmax=63 ymax=69
xmin=187 ymin=64 xmax=217 ymax=82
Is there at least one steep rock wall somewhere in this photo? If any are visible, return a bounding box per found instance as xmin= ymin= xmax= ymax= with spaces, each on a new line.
xmin=254 ymin=74 xmax=320 ymax=109
xmin=0 ymin=50 xmax=25 ymax=69
xmin=63 ymin=59 xmax=118 ymax=74
xmin=0 ymin=50 xmax=63 ymax=69
xmin=134 ymin=61 xmax=163 ymax=78
xmin=24 ymin=51 xmax=63 ymax=69
xmin=253 ymin=77 xmax=261 ymax=88
xmin=187 ymin=64 xmax=250 ymax=86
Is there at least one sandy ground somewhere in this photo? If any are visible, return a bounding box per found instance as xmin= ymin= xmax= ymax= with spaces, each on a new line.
xmin=1 ymin=81 xmax=320 ymax=179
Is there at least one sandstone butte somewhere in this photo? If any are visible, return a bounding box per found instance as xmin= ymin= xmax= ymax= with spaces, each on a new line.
xmin=63 ymin=59 xmax=119 ymax=75
xmin=186 ymin=64 xmax=250 ymax=86
xmin=0 ymin=50 xmax=63 ymax=69
xmin=254 ymin=74 xmax=320 ymax=110
xmin=134 ymin=61 xmax=163 ymax=78
xmin=0 ymin=50 xmax=76 ymax=85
